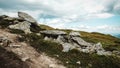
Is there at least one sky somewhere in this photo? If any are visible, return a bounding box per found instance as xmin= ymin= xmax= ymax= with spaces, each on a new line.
xmin=0 ymin=0 xmax=120 ymax=34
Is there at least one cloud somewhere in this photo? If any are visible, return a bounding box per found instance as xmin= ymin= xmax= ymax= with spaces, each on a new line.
xmin=0 ymin=0 xmax=120 ymax=18
xmin=0 ymin=0 xmax=120 ymax=34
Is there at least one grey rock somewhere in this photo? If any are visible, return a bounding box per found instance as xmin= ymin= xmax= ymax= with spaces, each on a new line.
xmin=18 ymin=12 xmax=37 ymax=23
xmin=97 ymin=51 xmax=112 ymax=55
xmin=93 ymin=42 xmax=112 ymax=55
xmin=71 ymin=36 xmax=91 ymax=47
xmin=21 ymin=57 xmax=30 ymax=61
xmin=40 ymin=30 xmax=67 ymax=36
xmin=80 ymin=49 xmax=90 ymax=53
xmin=40 ymin=30 xmax=112 ymax=56
xmin=69 ymin=31 xmax=81 ymax=37
xmin=113 ymin=51 xmax=120 ymax=55
xmin=62 ymin=43 xmax=76 ymax=52
xmin=94 ymin=42 xmax=104 ymax=51
xmin=49 ymin=64 xmax=56 ymax=68
xmin=9 ymin=21 xmax=31 ymax=33
xmin=76 ymin=61 xmax=81 ymax=65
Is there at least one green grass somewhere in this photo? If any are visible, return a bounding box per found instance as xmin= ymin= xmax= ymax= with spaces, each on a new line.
xmin=39 ymin=24 xmax=54 ymax=30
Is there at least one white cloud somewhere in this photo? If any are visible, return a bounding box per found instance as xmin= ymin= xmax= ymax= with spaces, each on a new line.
xmin=0 ymin=0 xmax=120 ymax=34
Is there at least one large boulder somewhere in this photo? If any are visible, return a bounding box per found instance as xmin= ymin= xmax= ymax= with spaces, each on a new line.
xmin=92 ymin=42 xmax=112 ymax=55
xmin=9 ymin=21 xmax=31 ymax=33
xmin=71 ymin=36 xmax=91 ymax=47
xmin=18 ymin=12 xmax=37 ymax=23
xmin=62 ymin=43 xmax=76 ymax=52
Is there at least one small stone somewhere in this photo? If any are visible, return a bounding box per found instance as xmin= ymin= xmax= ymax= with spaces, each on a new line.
xmin=66 ymin=61 xmax=69 ymax=64
xmin=49 ymin=64 xmax=56 ymax=68
xmin=76 ymin=61 xmax=81 ymax=65
xmin=9 ymin=44 xmax=21 ymax=48
xmin=36 ymin=33 xmax=41 ymax=36
xmin=21 ymin=57 xmax=29 ymax=61
xmin=88 ymin=63 xmax=92 ymax=67
xmin=55 ymin=55 xmax=59 ymax=57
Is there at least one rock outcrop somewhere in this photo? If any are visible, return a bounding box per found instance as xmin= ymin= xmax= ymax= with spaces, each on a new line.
xmin=0 ymin=12 xmax=40 ymax=33
xmin=41 ymin=30 xmax=112 ymax=55
xmin=18 ymin=12 xmax=37 ymax=23
xmin=9 ymin=21 xmax=31 ymax=33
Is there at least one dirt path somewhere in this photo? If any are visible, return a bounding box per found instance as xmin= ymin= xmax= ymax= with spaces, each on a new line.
xmin=0 ymin=29 xmax=65 ymax=68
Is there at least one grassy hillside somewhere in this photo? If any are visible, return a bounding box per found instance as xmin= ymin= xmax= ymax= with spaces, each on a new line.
xmin=1 ymin=21 xmax=120 ymax=68
xmin=79 ymin=31 xmax=120 ymax=51
xmin=39 ymin=24 xmax=54 ymax=30
xmin=53 ymin=28 xmax=120 ymax=51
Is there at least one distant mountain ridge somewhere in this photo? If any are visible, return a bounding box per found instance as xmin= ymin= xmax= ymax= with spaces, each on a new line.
xmin=112 ymin=34 xmax=120 ymax=38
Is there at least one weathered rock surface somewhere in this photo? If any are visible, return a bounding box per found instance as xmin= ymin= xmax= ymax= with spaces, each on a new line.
xmin=9 ymin=21 xmax=31 ymax=33
xmin=18 ymin=12 xmax=37 ymax=23
xmin=69 ymin=31 xmax=81 ymax=37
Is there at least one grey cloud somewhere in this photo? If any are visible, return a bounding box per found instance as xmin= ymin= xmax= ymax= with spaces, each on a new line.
xmin=103 ymin=0 xmax=120 ymax=14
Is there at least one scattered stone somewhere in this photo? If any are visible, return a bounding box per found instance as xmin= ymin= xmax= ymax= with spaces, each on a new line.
xmin=36 ymin=33 xmax=41 ymax=36
xmin=18 ymin=12 xmax=37 ymax=23
xmin=49 ymin=64 xmax=56 ymax=68
xmin=66 ymin=61 xmax=69 ymax=64
xmin=55 ymin=55 xmax=59 ymax=57
xmin=76 ymin=61 xmax=81 ymax=65
xmin=21 ymin=57 xmax=30 ymax=62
